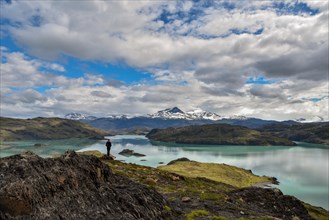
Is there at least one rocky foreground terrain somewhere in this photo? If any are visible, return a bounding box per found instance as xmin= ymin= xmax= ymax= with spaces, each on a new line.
xmin=1 ymin=151 xmax=328 ymax=219
xmin=0 ymin=151 xmax=171 ymax=219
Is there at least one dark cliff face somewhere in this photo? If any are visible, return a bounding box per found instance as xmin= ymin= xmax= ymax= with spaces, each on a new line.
xmin=0 ymin=151 xmax=171 ymax=220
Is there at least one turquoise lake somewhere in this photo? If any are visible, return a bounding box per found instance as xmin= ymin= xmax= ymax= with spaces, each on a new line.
xmin=1 ymin=135 xmax=328 ymax=210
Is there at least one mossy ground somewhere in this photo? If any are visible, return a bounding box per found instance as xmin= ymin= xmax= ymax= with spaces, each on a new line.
xmin=158 ymin=161 xmax=271 ymax=188
xmin=80 ymin=151 xmax=329 ymax=220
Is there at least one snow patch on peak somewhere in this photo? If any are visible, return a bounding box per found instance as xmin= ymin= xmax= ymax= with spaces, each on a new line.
xmin=148 ymin=107 xmax=186 ymax=119
xmin=223 ymin=115 xmax=250 ymax=120
xmin=148 ymin=107 xmax=223 ymax=121
xmin=186 ymin=108 xmax=223 ymax=120
xmin=64 ymin=113 xmax=97 ymax=120
xmin=105 ymin=114 xmax=134 ymax=119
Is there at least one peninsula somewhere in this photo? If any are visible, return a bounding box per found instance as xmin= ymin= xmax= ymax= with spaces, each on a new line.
xmin=147 ymin=123 xmax=296 ymax=146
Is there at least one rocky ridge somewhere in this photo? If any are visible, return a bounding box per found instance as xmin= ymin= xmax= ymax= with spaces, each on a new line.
xmin=0 ymin=151 xmax=171 ymax=220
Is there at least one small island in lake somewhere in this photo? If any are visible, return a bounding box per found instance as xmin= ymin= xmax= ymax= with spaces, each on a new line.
xmin=146 ymin=123 xmax=296 ymax=146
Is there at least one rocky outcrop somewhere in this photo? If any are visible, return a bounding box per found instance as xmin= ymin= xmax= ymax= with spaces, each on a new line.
xmin=119 ymin=149 xmax=146 ymax=157
xmin=0 ymin=151 xmax=171 ymax=220
xmin=227 ymin=187 xmax=313 ymax=219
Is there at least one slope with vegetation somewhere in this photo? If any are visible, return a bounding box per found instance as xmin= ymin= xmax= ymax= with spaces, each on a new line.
xmin=0 ymin=117 xmax=108 ymax=141
xmin=146 ymin=123 xmax=296 ymax=146
xmin=81 ymin=151 xmax=328 ymax=220
xmin=1 ymin=150 xmax=328 ymax=219
xmin=259 ymin=123 xmax=329 ymax=145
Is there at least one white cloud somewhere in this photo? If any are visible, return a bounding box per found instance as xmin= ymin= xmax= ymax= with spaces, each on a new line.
xmin=1 ymin=0 xmax=328 ymax=121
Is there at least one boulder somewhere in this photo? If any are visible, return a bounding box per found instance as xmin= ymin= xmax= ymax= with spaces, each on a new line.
xmin=0 ymin=151 xmax=171 ymax=220
xmin=119 ymin=149 xmax=146 ymax=157
xmin=228 ymin=187 xmax=312 ymax=220
xmin=100 ymin=154 xmax=116 ymax=160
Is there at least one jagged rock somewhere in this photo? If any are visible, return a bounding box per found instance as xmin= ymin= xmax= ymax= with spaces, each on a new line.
xmin=144 ymin=177 xmax=158 ymax=186
xmin=100 ymin=154 xmax=116 ymax=160
xmin=118 ymin=149 xmax=146 ymax=157
xmin=228 ymin=187 xmax=312 ymax=220
xmin=0 ymin=151 xmax=172 ymax=220
xmin=181 ymin=197 xmax=191 ymax=203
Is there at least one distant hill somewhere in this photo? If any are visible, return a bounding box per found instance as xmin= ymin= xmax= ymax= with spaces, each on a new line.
xmin=146 ymin=123 xmax=296 ymax=146
xmin=259 ymin=123 xmax=329 ymax=145
xmin=0 ymin=117 xmax=108 ymax=141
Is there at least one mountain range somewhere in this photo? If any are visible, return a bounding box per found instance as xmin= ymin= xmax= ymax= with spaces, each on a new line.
xmin=63 ymin=107 xmax=329 ymax=144
xmin=65 ymin=107 xmax=258 ymax=122
xmin=65 ymin=107 xmax=327 ymax=124
xmin=63 ymin=107 xmax=301 ymax=134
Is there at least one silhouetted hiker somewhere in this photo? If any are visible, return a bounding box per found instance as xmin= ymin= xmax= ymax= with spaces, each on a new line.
xmin=106 ymin=139 xmax=112 ymax=157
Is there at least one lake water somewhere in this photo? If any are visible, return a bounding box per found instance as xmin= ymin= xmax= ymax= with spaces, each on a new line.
xmin=1 ymin=135 xmax=328 ymax=210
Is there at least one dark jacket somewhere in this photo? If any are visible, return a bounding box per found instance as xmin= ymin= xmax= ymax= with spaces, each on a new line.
xmin=106 ymin=141 xmax=112 ymax=148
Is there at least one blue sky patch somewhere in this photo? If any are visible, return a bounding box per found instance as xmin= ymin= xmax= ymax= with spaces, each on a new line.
xmin=273 ymin=2 xmax=319 ymax=16
xmin=231 ymin=28 xmax=264 ymax=36
xmin=302 ymin=96 xmax=328 ymax=102
xmin=246 ymin=76 xmax=276 ymax=85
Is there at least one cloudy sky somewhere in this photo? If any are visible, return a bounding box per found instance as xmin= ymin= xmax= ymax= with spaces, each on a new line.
xmin=1 ymin=0 xmax=328 ymax=121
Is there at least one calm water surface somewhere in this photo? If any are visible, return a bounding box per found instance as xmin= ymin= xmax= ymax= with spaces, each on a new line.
xmin=1 ymin=135 xmax=328 ymax=210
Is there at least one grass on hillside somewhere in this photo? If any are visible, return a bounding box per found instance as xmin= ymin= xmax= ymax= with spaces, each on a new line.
xmin=79 ymin=151 xmax=329 ymax=220
xmin=158 ymin=161 xmax=271 ymax=188
xmin=0 ymin=117 xmax=107 ymax=141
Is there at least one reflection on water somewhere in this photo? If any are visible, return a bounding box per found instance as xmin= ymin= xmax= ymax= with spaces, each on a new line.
xmin=1 ymin=135 xmax=328 ymax=210
xmin=0 ymin=138 xmax=99 ymax=158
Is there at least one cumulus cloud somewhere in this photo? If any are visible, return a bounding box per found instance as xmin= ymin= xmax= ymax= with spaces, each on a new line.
xmin=0 ymin=49 xmax=105 ymax=90
xmin=90 ymin=90 xmax=112 ymax=98
xmin=0 ymin=49 xmax=65 ymax=88
xmin=0 ymin=0 xmax=328 ymax=121
xmin=255 ymin=44 xmax=328 ymax=81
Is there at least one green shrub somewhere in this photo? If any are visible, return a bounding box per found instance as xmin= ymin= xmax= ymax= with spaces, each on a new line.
xmin=163 ymin=205 xmax=171 ymax=213
xmin=186 ymin=209 xmax=209 ymax=220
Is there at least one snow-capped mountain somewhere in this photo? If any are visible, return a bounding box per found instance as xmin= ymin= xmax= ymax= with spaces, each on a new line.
xmin=64 ymin=113 xmax=97 ymax=120
xmin=148 ymin=107 xmax=223 ymax=121
xmin=185 ymin=109 xmax=223 ymax=120
xmin=148 ymin=107 xmax=186 ymax=119
xmin=105 ymin=114 xmax=134 ymax=119
xmin=65 ymin=108 xmax=253 ymax=122
xmin=222 ymin=115 xmax=250 ymax=120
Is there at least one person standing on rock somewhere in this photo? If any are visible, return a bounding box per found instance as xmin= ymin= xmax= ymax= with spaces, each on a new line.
xmin=106 ymin=139 xmax=112 ymax=157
